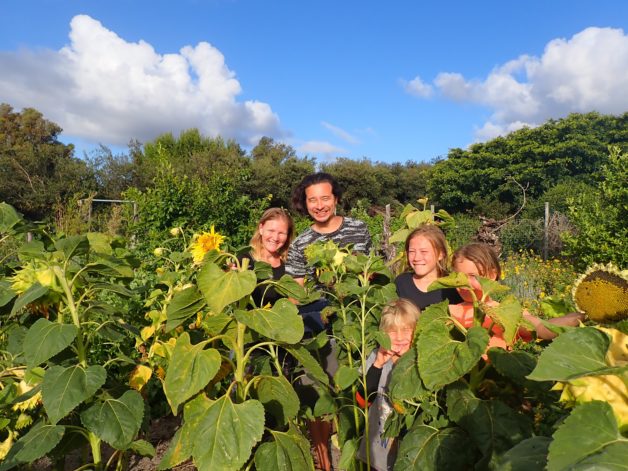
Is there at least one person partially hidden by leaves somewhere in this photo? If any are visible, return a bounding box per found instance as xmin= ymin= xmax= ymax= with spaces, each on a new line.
xmin=355 ymin=299 xmax=420 ymax=471
xmin=286 ymin=172 xmax=372 ymax=471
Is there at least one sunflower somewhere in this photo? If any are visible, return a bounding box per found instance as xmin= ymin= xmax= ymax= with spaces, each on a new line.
xmin=190 ymin=226 xmax=226 ymax=264
xmin=572 ymin=263 xmax=628 ymax=323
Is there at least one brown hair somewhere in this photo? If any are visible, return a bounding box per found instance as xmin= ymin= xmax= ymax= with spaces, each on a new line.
xmin=291 ymin=172 xmax=343 ymax=216
xmin=249 ymin=208 xmax=294 ymax=261
xmin=380 ymin=298 xmax=421 ymax=331
xmin=405 ymin=225 xmax=449 ymax=277
xmin=452 ymin=243 xmax=501 ymax=280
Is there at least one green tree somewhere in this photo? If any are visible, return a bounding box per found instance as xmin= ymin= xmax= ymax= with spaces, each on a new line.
xmin=0 ymin=104 xmax=95 ymax=220
xmin=562 ymin=146 xmax=628 ymax=268
xmin=428 ymin=112 xmax=628 ymax=215
xmin=246 ymin=137 xmax=315 ymax=208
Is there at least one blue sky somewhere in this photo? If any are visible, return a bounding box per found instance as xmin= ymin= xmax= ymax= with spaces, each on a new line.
xmin=1 ymin=0 xmax=627 ymax=164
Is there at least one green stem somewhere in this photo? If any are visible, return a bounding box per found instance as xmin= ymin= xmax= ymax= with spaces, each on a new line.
xmin=54 ymin=266 xmax=87 ymax=366
xmin=87 ymin=431 xmax=103 ymax=471
xmin=233 ymin=321 xmax=247 ymax=402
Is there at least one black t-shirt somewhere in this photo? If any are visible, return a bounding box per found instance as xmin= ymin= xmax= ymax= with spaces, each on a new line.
xmin=395 ymin=272 xmax=463 ymax=310
xmin=239 ymin=253 xmax=285 ymax=307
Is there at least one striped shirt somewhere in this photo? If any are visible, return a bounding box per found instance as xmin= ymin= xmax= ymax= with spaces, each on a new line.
xmin=285 ymin=217 xmax=372 ymax=280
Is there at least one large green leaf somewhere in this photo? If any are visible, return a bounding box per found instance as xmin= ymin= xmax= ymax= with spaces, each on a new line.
xmin=80 ymin=390 xmax=144 ymax=449
xmin=273 ymin=274 xmax=308 ymax=301
xmin=254 ymin=426 xmax=314 ymax=471
xmin=548 ymin=401 xmax=628 ymax=470
xmin=446 ymin=383 xmax=532 ymax=460
xmin=159 ymin=394 xmax=211 ymax=470
xmin=85 ymin=254 xmax=134 ymax=278
xmin=417 ymin=313 xmax=489 ymax=390
xmin=483 ymin=295 xmax=522 ymax=345
xmin=86 ymin=232 xmax=112 ymax=255
xmin=23 ymin=318 xmax=78 ymax=367
xmin=389 ymin=348 xmax=428 ymax=403
xmin=0 ymin=281 xmax=16 ymax=308
xmin=54 ymin=235 xmax=89 ymax=260
xmin=496 ymin=437 xmax=551 ymax=471
xmin=253 ymin=375 xmax=299 ymax=425
xmin=333 ymin=365 xmax=360 ymax=390
xmin=10 ymin=282 xmax=48 ymax=316
xmin=283 ymin=344 xmax=329 ymax=386
xmin=191 ymin=396 xmax=265 ymax=470
xmin=0 ymin=202 xmax=22 ymax=232
xmin=163 ymin=333 xmax=221 ymax=414
xmin=234 ymin=298 xmax=304 ymax=344
xmin=42 ymin=364 xmax=107 ymax=424
xmin=165 ymin=285 xmax=206 ymax=332
xmin=197 ymin=262 xmax=257 ymax=314
xmin=527 ymin=327 xmax=611 ymax=382
xmin=427 ymin=272 xmax=470 ymax=291
xmin=0 ymin=422 xmax=65 ymax=467
xmin=394 ymin=425 xmax=472 ymax=470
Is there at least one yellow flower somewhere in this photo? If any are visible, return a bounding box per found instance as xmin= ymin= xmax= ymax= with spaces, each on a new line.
xmin=190 ymin=226 xmax=226 ymax=264
xmin=170 ymin=227 xmax=182 ymax=237
xmin=153 ymin=247 xmax=165 ymax=257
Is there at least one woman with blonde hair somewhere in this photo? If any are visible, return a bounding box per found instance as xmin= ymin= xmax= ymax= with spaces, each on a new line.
xmin=239 ymin=207 xmax=294 ymax=307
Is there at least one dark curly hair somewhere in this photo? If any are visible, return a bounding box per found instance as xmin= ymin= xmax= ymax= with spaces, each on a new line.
xmin=291 ymin=172 xmax=343 ymax=216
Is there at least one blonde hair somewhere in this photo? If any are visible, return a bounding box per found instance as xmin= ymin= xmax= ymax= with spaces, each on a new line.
xmin=380 ymin=299 xmax=421 ymax=331
xmin=250 ymin=208 xmax=294 ymax=261
xmin=452 ymin=243 xmax=501 ymax=280
xmin=405 ymin=225 xmax=450 ymax=277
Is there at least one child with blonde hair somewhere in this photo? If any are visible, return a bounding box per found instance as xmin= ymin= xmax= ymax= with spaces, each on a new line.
xmin=357 ymin=299 xmax=420 ymax=471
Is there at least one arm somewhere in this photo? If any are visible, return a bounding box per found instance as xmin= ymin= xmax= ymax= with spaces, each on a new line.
xmin=523 ymin=311 xmax=584 ymax=340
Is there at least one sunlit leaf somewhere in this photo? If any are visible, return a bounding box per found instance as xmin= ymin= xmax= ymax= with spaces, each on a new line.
xmin=483 ymin=295 xmax=522 ymax=345
xmin=197 ymin=262 xmax=257 ymax=313
xmin=23 ymin=318 xmax=78 ymax=367
xmin=548 ymin=401 xmax=628 ymax=470
xmin=191 ymin=396 xmax=264 ymax=470
xmin=417 ymin=315 xmax=488 ymax=390
xmin=54 ymin=235 xmax=89 ymax=259
xmin=42 ymin=364 xmax=106 ymax=424
xmin=527 ymin=327 xmax=611 ymax=382
xmin=235 ymin=298 xmax=303 ymax=343
xmin=163 ymin=333 xmax=221 ymax=415
xmin=10 ymin=283 xmax=48 ymax=316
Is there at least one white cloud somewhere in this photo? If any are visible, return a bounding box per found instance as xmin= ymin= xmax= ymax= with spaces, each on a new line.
xmin=321 ymin=121 xmax=360 ymax=144
xmin=298 ymin=140 xmax=347 ymax=156
xmin=0 ymin=14 xmax=283 ymax=146
xmin=401 ymin=76 xmax=434 ymax=98
xmin=417 ymin=27 xmax=628 ymax=141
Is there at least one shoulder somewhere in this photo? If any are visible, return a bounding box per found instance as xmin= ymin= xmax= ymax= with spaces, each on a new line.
xmin=342 ymin=217 xmax=369 ymax=231
xmin=290 ymin=227 xmax=318 ymax=249
xmin=395 ymin=272 xmax=414 ymax=287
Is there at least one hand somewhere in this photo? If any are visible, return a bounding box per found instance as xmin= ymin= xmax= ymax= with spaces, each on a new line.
xmin=373 ymin=346 xmax=400 ymax=368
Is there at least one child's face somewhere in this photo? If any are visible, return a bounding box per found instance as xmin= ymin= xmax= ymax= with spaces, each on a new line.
xmin=407 ymin=235 xmax=442 ymax=278
xmin=385 ymin=324 xmax=414 ymax=356
xmin=453 ymin=257 xmax=485 ymax=302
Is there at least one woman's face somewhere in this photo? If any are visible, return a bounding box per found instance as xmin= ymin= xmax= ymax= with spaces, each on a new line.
xmin=385 ymin=324 xmax=414 ymax=356
xmin=304 ymin=182 xmax=337 ymax=224
xmin=453 ymin=257 xmax=486 ymax=302
xmin=407 ymin=235 xmax=442 ymax=278
xmin=259 ymin=218 xmax=289 ymax=256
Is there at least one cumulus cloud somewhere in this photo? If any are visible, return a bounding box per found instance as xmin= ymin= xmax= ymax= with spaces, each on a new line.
xmin=321 ymin=121 xmax=360 ymax=144
xmin=411 ymin=27 xmax=628 ymax=141
xmin=298 ymin=140 xmax=347 ymax=157
xmin=401 ymin=76 xmax=434 ymax=98
xmin=0 ymin=15 xmax=283 ymax=146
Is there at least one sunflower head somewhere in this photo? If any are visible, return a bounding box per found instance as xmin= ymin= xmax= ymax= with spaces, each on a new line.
xmin=190 ymin=226 xmax=226 ymax=264
xmin=572 ymin=263 xmax=628 ymax=323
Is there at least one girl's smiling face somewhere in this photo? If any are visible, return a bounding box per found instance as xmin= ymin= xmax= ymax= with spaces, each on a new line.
xmin=407 ymin=235 xmax=443 ymax=279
